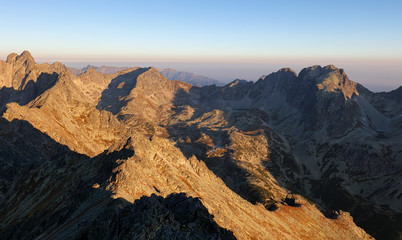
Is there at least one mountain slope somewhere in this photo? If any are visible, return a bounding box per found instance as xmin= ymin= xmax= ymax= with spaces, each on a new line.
xmin=1 ymin=55 xmax=125 ymax=157
xmin=166 ymin=65 xmax=402 ymax=239
xmin=0 ymin=122 xmax=371 ymax=239
xmin=3 ymin=51 xmax=401 ymax=239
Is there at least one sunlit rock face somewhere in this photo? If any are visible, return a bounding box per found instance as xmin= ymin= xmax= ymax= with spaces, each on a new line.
xmin=1 ymin=51 xmax=401 ymax=239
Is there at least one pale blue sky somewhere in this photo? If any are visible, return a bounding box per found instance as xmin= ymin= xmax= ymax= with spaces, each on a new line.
xmin=1 ymin=0 xmax=401 ymax=91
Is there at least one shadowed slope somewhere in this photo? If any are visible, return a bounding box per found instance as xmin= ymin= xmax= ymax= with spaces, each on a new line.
xmin=97 ymin=67 xmax=191 ymax=123
xmin=96 ymin=67 xmax=149 ymax=114
xmin=165 ymin=65 xmax=401 ymax=239
xmin=77 ymin=193 xmax=236 ymax=240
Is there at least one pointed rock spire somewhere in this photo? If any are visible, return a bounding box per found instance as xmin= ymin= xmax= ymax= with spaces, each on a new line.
xmin=6 ymin=52 xmax=18 ymax=63
xmin=18 ymin=50 xmax=34 ymax=61
xmin=14 ymin=50 xmax=36 ymax=67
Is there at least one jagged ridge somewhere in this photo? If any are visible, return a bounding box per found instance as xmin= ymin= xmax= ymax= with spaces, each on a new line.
xmin=2 ymin=51 xmax=401 ymax=239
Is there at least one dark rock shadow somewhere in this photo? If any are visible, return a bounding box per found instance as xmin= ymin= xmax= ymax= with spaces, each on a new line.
xmin=171 ymin=86 xmax=222 ymax=121
xmin=77 ymin=192 xmax=236 ymax=240
xmin=0 ymin=116 xmax=107 ymax=239
xmin=310 ymin=178 xmax=402 ymax=240
xmin=0 ymin=118 xmax=79 ymax=203
xmin=96 ymin=67 xmax=150 ymax=115
xmin=0 ymin=72 xmax=59 ymax=113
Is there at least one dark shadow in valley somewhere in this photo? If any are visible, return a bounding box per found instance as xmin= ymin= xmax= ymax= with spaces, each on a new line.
xmin=168 ymin=86 xmax=300 ymax=210
xmin=169 ymin=125 xmax=278 ymax=207
xmin=75 ymin=192 xmax=236 ymax=240
xmin=0 ymin=72 xmax=59 ymax=113
xmin=96 ymin=67 xmax=150 ymax=115
xmin=167 ymin=122 xmax=304 ymax=211
xmin=310 ymin=178 xmax=402 ymax=240
xmin=0 ymin=117 xmax=89 ymax=238
xmin=171 ymin=87 xmax=224 ymax=121
xmin=0 ymin=118 xmax=79 ymax=203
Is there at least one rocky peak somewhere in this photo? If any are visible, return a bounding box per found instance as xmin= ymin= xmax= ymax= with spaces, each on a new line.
xmin=77 ymin=65 xmax=113 ymax=99
xmin=227 ymin=79 xmax=250 ymax=88
xmin=298 ymin=65 xmax=323 ymax=80
xmin=277 ymin=67 xmax=297 ymax=74
xmin=5 ymin=50 xmax=36 ymax=71
xmin=83 ymin=66 xmax=98 ymax=74
xmin=51 ymin=61 xmax=71 ymax=75
xmin=317 ymin=65 xmax=358 ymax=99
xmin=251 ymin=68 xmax=298 ymax=96
xmin=16 ymin=50 xmax=35 ymax=65
xmin=19 ymin=50 xmax=33 ymax=58
xmin=82 ymin=64 xmax=98 ymax=72
xmin=135 ymin=67 xmax=168 ymax=87
xmin=79 ymin=66 xmax=107 ymax=81
xmin=259 ymin=68 xmax=297 ymax=82
xmin=6 ymin=53 xmax=18 ymax=63
xmin=0 ymin=51 xmax=44 ymax=90
xmin=299 ymin=65 xmax=358 ymax=99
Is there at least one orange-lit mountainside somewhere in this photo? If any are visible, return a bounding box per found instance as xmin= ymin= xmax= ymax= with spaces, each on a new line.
xmin=1 ymin=51 xmax=401 ymax=239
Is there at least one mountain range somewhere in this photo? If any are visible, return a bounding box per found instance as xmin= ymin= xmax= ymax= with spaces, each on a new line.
xmin=69 ymin=65 xmax=224 ymax=87
xmin=0 ymin=51 xmax=401 ymax=239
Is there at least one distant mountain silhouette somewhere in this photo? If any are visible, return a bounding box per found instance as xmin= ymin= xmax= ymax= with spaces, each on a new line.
xmin=69 ymin=65 xmax=223 ymax=87
xmin=69 ymin=65 xmax=129 ymax=75
xmin=158 ymin=68 xmax=224 ymax=87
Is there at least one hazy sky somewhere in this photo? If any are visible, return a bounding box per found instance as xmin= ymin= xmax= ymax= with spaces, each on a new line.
xmin=1 ymin=0 xmax=401 ymax=91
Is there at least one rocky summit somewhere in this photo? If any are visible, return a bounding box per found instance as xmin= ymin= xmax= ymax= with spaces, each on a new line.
xmin=0 ymin=51 xmax=401 ymax=240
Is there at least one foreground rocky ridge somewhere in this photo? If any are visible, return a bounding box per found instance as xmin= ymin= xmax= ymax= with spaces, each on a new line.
xmin=1 ymin=51 xmax=399 ymax=239
xmin=0 ymin=121 xmax=369 ymax=239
